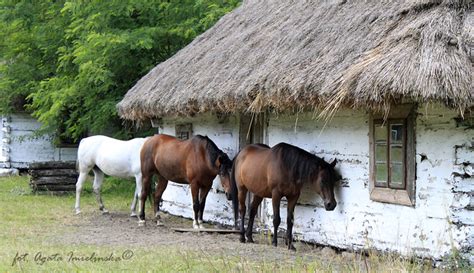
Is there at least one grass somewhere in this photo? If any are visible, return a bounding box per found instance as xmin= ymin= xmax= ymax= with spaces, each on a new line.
xmin=0 ymin=175 xmax=466 ymax=272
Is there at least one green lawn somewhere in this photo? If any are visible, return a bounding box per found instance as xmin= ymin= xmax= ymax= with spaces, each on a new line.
xmin=1 ymin=175 xmax=332 ymax=272
xmin=0 ymin=175 xmax=464 ymax=272
xmin=1 ymin=175 xmax=136 ymax=272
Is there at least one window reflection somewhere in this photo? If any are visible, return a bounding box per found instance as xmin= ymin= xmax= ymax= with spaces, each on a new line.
xmin=391 ymin=124 xmax=403 ymax=142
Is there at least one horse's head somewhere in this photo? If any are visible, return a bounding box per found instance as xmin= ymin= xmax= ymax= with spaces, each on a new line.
xmin=314 ymin=158 xmax=339 ymax=211
xmin=215 ymin=151 xmax=233 ymax=200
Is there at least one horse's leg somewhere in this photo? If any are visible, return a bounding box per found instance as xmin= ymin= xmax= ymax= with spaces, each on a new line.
xmin=286 ymin=195 xmax=299 ymax=251
xmin=130 ymin=189 xmax=138 ymax=217
xmin=190 ymin=182 xmax=201 ymax=229
xmin=130 ymin=173 xmax=142 ymax=217
xmin=92 ymin=168 xmax=108 ymax=214
xmin=154 ymin=176 xmax=168 ymax=226
xmin=246 ymin=195 xmax=263 ymax=243
xmin=197 ymin=186 xmax=211 ymax=229
xmin=238 ymin=187 xmax=248 ymax=243
xmin=271 ymin=191 xmax=282 ymax=247
xmin=74 ymin=172 xmax=88 ymax=215
xmin=139 ymin=173 xmax=152 ymax=226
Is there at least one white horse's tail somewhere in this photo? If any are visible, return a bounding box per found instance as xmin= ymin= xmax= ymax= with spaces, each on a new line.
xmin=76 ymin=137 xmax=86 ymax=173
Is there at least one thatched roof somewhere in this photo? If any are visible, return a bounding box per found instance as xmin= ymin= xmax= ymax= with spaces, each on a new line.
xmin=118 ymin=0 xmax=473 ymax=121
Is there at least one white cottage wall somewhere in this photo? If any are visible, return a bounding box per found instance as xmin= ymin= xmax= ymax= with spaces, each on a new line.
xmin=264 ymin=105 xmax=472 ymax=261
xmin=0 ymin=116 xmax=9 ymax=168
xmin=151 ymin=106 xmax=472 ymax=261
xmin=4 ymin=113 xmax=77 ymax=169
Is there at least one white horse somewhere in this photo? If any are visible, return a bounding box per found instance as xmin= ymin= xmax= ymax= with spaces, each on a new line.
xmin=74 ymin=135 xmax=147 ymax=216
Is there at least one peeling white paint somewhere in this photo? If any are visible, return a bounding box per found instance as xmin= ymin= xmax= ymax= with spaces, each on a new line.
xmin=152 ymin=105 xmax=473 ymax=261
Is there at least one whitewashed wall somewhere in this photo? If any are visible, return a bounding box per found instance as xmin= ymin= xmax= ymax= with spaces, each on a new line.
xmin=154 ymin=105 xmax=472 ymax=262
xmin=0 ymin=116 xmax=9 ymax=168
xmin=0 ymin=113 xmax=77 ymax=169
xmin=265 ymin=105 xmax=472 ymax=261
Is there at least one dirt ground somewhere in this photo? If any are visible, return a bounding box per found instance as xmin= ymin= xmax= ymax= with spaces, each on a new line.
xmin=57 ymin=211 xmax=360 ymax=266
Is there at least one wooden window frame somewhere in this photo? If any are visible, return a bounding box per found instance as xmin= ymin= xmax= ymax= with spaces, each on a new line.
xmin=175 ymin=123 xmax=193 ymax=140
xmin=373 ymin=119 xmax=406 ymax=189
xmin=369 ymin=104 xmax=416 ymax=206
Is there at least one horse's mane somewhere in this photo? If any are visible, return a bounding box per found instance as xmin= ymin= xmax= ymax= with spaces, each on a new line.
xmin=193 ymin=135 xmax=232 ymax=173
xmin=254 ymin=143 xmax=271 ymax=148
xmin=273 ymin=143 xmax=333 ymax=185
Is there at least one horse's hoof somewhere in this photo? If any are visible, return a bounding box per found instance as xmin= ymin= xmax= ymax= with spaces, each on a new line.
xmin=130 ymin=212 xmax=137 ymax=218
xmin=193 ymin=224 xmax=200 ymax=229
xmin=272 ymin=242 xmax=278 ymax=247
xmin=240 ymin=237 xmax=246 ymax=243
xmin=75 ymin=210 xmax=81 ymax=215
xmin=138 ymin=220 xmax=146 ymax=227
xmin=247 ymin=238 xmax=254 ymax=243
xmin=288 ymin=245 xmax=296 ymax=251
xmin=101 ymin=209 xmax=109 ymax=215
xmin=156 ymin=220 xmax=164 ymax=226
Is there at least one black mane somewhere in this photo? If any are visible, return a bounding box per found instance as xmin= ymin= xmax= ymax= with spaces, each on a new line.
xmin=193 ymin=135 xmax=232 ymax=174
xmin=273 ymin=142 xmax=332 ymax=185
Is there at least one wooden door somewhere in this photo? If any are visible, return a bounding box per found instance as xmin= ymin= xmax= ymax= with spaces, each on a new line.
xmin=238 ymin=113 xmax=267 ymax=221
xmin=239 ymin=113 xmax=266 ymax=148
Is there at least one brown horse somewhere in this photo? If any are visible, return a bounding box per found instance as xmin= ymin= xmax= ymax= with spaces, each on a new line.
xmin=139 ymin=134 xmax=233 ymax=228
xmin=230 ymin=143 xmax=339 ymax=250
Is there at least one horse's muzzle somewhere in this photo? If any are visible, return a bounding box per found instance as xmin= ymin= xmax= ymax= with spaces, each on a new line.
xmin=324 ymin=201 xmax=337 ymax=211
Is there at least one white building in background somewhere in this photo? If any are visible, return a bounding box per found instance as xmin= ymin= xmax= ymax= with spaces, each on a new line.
xmin=0 ymin=113 xmax=77 ymax=175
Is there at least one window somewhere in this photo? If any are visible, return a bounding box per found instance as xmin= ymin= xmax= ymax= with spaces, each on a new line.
xmin=373 ymin=120 xmax=405 ymax=189
xmin=369 ymin=105 xmax=415 ymax=206
xmin=175 ymin=123 xmax=192 ymax=140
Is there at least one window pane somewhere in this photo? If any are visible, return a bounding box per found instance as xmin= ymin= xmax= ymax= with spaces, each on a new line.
xmin=390 ymin=124 xmax=403 ymax=143
xmin=179 ymin=132 xmax=189 ymax=140
xmin=390 ymin=145 xmax=403 ymax=162
xmin=374 ymin=123 xmax=387 ymax=142
xmin=390 ymin=163 xmax=404 ymax=189
xmin=375 ymin=163 xmax=388 ymax=187
xmin=375 ymin=144 xmax=387 ymax=162
xmin=176 ymin=123 xmax=193 ymax=140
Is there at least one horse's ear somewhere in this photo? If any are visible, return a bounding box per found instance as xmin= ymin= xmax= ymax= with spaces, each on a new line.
xmin=330 ymin=158 xmax=337 ymax=168
xmin=215 ymin=155 xmax=222 ymax=168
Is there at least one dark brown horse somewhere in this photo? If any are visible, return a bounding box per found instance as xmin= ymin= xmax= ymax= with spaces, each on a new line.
xmin=139 ymin=134 xmax=233 ymax=228
xmin=230 ymin=143 xmax=339 ymax=250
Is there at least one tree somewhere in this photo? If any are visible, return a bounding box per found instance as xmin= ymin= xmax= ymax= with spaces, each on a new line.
xmin=0 ymin=0 xmax=240 ymax=142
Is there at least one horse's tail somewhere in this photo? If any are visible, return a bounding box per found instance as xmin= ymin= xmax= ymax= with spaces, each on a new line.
xmin=230 ymin=156 xmax=239 ymax=230
xmin=140 ymin=138 xmax=155 ymax=207
xmin=75 ymin=137 xmax=87 ymax=173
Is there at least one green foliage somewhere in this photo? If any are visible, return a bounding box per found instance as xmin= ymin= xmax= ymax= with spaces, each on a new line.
xmin=0 ymin=0 xmax=240 ymax=141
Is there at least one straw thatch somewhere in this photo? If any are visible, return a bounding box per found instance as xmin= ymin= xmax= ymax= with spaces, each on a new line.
xmin=118 ymin=0 xmax=473 ymax=121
